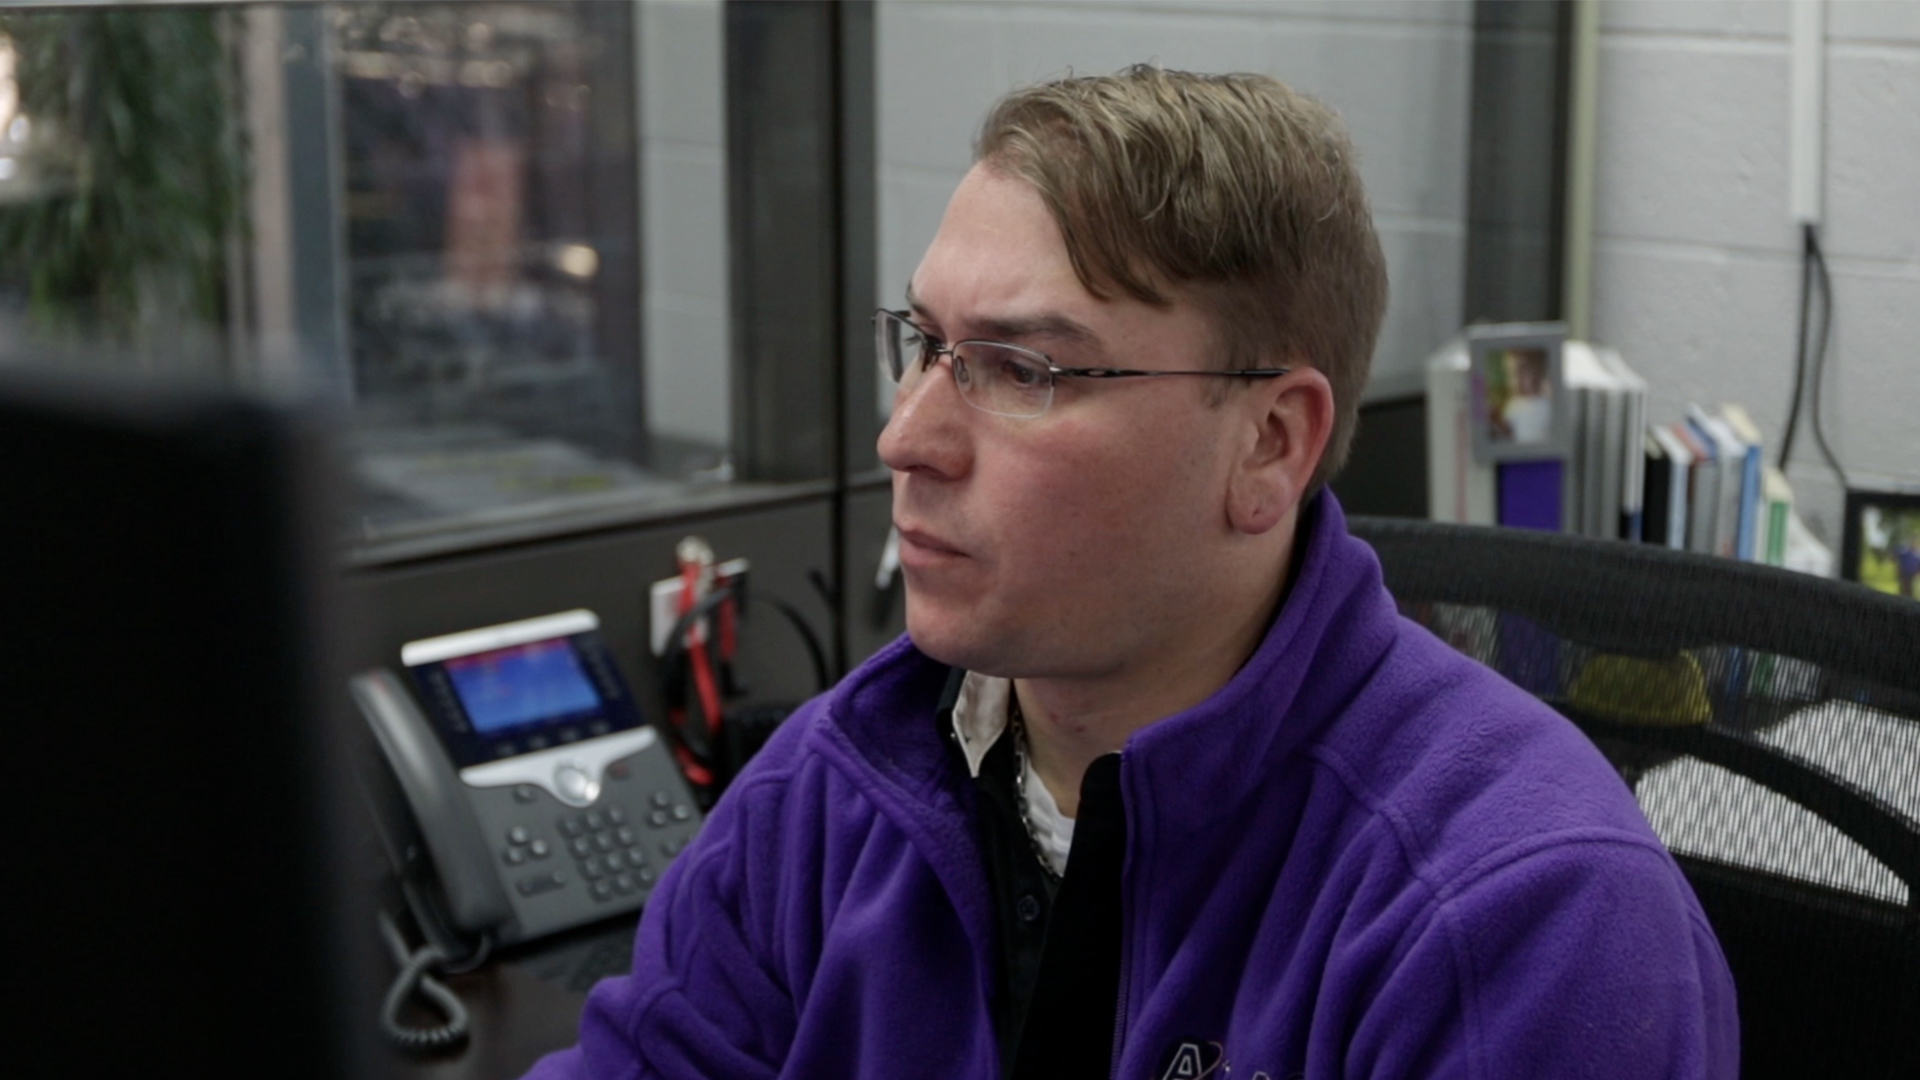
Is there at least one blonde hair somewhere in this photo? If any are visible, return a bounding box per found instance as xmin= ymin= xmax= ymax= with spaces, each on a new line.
xmin=976 ymin=65 xmax=1388 ymax=487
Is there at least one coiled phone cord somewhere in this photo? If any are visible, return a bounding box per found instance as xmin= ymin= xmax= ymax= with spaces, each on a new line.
xmin=377 ymin=909 xmax=476 ymax=1053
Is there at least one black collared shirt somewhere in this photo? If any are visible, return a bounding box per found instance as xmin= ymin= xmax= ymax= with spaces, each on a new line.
xmin=939 ymin=671 xmax=1126 ymax=1080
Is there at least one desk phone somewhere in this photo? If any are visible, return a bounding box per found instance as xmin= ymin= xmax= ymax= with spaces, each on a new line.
xmin=353 ymin=610 xmax=701 ymax=949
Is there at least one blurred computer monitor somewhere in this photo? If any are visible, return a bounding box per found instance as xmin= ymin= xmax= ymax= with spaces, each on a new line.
xmin=2 ymin=365 xmax=384 ymax=1078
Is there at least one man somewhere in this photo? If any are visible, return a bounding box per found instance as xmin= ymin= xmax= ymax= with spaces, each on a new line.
xmin=529 ymin=66 xmax=1737 ymax=1079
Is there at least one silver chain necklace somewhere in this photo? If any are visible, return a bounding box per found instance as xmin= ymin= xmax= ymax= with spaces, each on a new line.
xmin=1009 ymin=695 xmax=1063 ymax=883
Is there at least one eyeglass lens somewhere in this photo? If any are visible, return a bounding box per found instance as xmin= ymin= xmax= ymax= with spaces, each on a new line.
xmin=878 ymin=312 xmax=1054 ymax=419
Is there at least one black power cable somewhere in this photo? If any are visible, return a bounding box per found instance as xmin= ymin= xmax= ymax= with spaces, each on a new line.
xmin=1777 ymin=225 xmax=1816 ymax=471
xmin=659 ymin=586 xmax=831 ymax=704
xmin=1803 ymin=227 xmax=1850 ymax=491
xmin=1778 ymin=222 xmax=1850 ymax=491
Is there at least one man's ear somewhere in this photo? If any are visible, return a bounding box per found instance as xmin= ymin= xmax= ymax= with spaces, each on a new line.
xmin=1225 ymin=366 xmax=1335 ymax=536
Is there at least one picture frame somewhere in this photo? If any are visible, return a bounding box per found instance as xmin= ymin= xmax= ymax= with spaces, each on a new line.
xmin=1841 ymin=487 xmax=1920 ymax=601
xmin=1466 ymin=322 xmax=1571 ymax=464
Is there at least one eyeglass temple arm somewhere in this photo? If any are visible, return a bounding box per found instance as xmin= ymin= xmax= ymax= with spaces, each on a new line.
xmin=1057 ymin=367 xmax=1291 ymax=379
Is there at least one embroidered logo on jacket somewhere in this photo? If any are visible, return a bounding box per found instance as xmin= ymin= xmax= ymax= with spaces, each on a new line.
xmin=1156 ymin=1040 xmax=1225 ymax=1080
xmin=1152 ymin=1038 xmax=1296 ymax=1080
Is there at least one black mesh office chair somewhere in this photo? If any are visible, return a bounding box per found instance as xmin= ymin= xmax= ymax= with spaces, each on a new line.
xmin=1348 ymin=517 xmax=1920 ymax=1080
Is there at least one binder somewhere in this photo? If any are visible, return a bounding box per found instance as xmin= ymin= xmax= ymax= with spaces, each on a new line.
xmin=1560 ymin=343 xmax=1647 ymax=542
xmin=1599 ymin=350 xmax=1649 ymax=541
xmin=1563 ymin=343 xmax=1615 ymax=539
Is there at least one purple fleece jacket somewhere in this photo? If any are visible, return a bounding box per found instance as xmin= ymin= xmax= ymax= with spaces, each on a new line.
xmin=527 ymin=494 xmax=1738 ymax=1079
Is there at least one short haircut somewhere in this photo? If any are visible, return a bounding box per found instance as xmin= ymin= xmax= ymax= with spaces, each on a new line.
xmin=976 ymin=64 xmax=1389 ymax=488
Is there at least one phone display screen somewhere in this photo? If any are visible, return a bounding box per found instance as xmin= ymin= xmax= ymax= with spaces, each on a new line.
xmin=406 ymin=618 xmax=645 ymax=766
xmin=444 ymin=639 xmax=602 ymax=734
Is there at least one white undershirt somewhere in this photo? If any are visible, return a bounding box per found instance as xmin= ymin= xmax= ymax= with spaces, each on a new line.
xmin=950 ymin=672 xmax=1076 ymax=877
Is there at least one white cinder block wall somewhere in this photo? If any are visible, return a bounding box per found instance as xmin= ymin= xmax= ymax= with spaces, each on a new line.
xmin=875 ymin=0 xmax=1476 ymax=415
xmin=1592 ymin=0 xmax=1920 ymax=544
xmin=639 ymin=0 xmax=730 ymax=451
xmin=653 ymin=0 xmax=1916 ymax=539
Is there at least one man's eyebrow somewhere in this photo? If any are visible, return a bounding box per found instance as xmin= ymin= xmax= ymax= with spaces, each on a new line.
xmin=900 ymin=283 xmax=1103 ymax=349
xmin=971 ymin=312 xmax=1101 ymax=349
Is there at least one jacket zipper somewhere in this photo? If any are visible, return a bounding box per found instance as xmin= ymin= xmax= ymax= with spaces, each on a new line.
xmin=1109 ymin=753 xmax=1133 ymax=1079
xmin=1109 ymin=935 xmax=1131 ymax=1079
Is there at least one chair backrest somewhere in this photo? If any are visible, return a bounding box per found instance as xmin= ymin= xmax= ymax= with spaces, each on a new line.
xmin=1348 ymin=516 xmax=1920 ymax=1080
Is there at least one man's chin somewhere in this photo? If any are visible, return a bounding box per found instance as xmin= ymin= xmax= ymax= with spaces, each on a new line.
xmin=905 ymin=622 xmax=984 ymax=673
xmin=904 ymin=607 xmax=1015 ymax=677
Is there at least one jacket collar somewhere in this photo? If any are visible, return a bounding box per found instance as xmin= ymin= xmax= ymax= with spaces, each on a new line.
xmin=1117 ymin=490 xmax=1399 ymax=834
xmin=823 ymin=490 xmax=1397 ymax=833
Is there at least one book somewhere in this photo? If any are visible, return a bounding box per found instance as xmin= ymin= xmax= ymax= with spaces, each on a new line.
xmin=1761 ymin=466 xmax=1793 ymax=566
xmin=1425 ymin=338 xmax=1496 ymax=525
xmin=1498 ymin=459 xmax=1566 ymax=532
xmin=1642 ymin=431 xmax=1672 ymax=548
xmin=1719 ymin=404 xmax=1767 ymax=561
xmin=1647 ymin=423 xmax=1694 ymax=550
xmin=1670 ymin=420 xmax=1718 ymax=554
xmin=1686 ymin=406 xmax=1746 ymax=560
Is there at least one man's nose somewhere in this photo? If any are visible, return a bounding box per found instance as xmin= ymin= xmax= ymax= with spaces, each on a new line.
xmin=878 ymin=355 xmax=972 ymax=480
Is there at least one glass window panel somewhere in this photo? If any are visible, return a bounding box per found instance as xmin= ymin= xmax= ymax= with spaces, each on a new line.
xmin=0 ymin=1 xmax=749 ymax=553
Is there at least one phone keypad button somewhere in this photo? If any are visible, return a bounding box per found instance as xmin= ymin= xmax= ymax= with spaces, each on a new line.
xmin=513 ymin=785 xmax=538 ymax=804
xmin=561 ymin=800 xmax=668 ymax=898
xmin=503 ymin=847 xmax=527 ymax=865
xmin=515 ymin=870 xmax=567 ymax=896
xmin=508 ymin=825 xmax=532 ymax=845
xmin=650 ymin=791 xmax=671 ymax=809
xmin=671 ymin=804 xmax=692 ymax=822
xmin=529 ymin=839 xmax=551 ymax=859
xmin=647 ymin=809 xmax=669 ymax=828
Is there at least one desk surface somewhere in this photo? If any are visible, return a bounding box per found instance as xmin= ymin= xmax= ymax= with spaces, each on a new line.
xmin=391 ymin=921 xmax=635 ymax=1080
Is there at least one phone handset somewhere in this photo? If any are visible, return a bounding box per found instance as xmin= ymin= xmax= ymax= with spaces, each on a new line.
xmin=353 ymin=669 xmax=511 ymax=939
